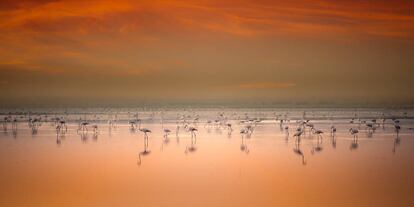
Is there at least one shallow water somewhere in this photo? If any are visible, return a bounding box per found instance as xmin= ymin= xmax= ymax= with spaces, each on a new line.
xmin=0 ymin=108 xmax=413 ymax=207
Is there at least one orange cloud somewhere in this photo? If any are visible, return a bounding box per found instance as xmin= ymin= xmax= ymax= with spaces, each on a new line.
xmin=1 ymin=0 xmax=413 ymax=76
xmin=239 ymin=82 xmax=296 ymax=90
xmin=0 ymin=0 xmax=413 ymax=38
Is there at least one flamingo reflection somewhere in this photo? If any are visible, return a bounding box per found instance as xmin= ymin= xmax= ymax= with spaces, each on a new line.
xmin=311 ymin=134 xmax=323 ymax=154
xmin=137 ymin=136 xmax=151 ymax=166
xmin=392 ymin=135 xmax=401 ymax=154
xmin=185 ymin=135 xmax=197 ymax=154
xmin=79 ymin=132 xmax=88 ymax=143
xmin=293 ymin=137 xmax=306 ymax=165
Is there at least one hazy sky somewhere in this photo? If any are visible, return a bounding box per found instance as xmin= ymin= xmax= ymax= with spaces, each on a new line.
xmin=0 ymin=0 xmax=414 ymax=105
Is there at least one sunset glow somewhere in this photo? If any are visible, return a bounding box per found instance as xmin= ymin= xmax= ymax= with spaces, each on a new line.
xmin=1 ymin=0 xmax=413 ymax=105
xmin=1 ymin=2 xmax=414 ymax=207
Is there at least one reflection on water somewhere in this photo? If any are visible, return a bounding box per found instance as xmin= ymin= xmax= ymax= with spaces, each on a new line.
xmin=293 ymin=137 xmax=306 ymax=165
xmin=311 ymin=135 xmax=323 ymax=154
xmin=138 ymin=133 xmax=151 ymax=166
xmin=240 ymin=133 xmax=250 ymax=154
xmin=185 ymin=136 xmax=197 ymax=154
xmin=0 ymin=108 xmax=414 ymax=206
xmin=393 ymin=136 xmax=401 ymax=154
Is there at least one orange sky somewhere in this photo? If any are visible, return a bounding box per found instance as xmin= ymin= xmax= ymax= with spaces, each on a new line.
xmin=0 ymin=0 xmax=414 ymax=105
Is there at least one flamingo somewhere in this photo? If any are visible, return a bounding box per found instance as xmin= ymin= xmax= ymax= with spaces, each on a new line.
xmin=30 ymin=118 xmax=41 ymax=135
xmin=129 ymin=119 xmax=140 ymax=130
xmin=311 ymin=132 xmax=323 ymax=154
xmin=240 ymin=128 xmax=248 ymax=137
xmin=240 ymin=129 xmax=250 ymax=154
xmin=205 ymin=120 xmax=212 ymax=128
xmin=245 ymin=125 xmax=254 ymax=136
xmin=226 ymin=123 xmax=233 ymax=131
xmin=78 ymin=121 xmax=89 ymax=132
xmin=136 ymin=123 xmax=152 ymax=163
xmin=91 ymin=124 xmax=98 ymax=134
xmin=349 ymin=128 xmax=359 ymax=138
xmin=2 ymin=117 xmax=10 ymax=131
xmin=56 ymin=125 xmax=62 ymax=145
xmin=305 ymin=122 xmax=314 ymax=134
xmin=331 ymin=125 xmax=336 ymax=135
xmin=163 ymin=128 xmax=171 ymax=138
xmin=175 ymin=123 xmax=181 ymax=143
xmin=279 ymin=119 xmax=284 ymax=131
xmin=11 ymin=124 xmax=17 ymax=138
xmin=312 ymin=128 xmax=323 ymax=138
xmin=240 ymin=126 xmax=252 ymax=138
xmin=58 ymin=119 xmax=67 ymax=132
xmin=293 ymin=128 xmax=303 ymax=139
xmin=188 ymin=126 xmax=197 ymax=138
xmin=185 ymin=131 xmax=197 ymax=154
xmin=140 ymin=128 xmax=151 ymax=139
xmin=394 ymin=124 xmax=401 ymax=138
xmin=11 ymin=117 xmax=18 ymax=131
xmin=161 ymin=114 xmax=171 ymax=138
xmin=349 ymin=128 xmax=359 ymax=150
xmin=284 ymin=126 xmax=289 ymax=140
xmin=161 ymin=128 xmax=171 ymax=148
xmin=27 ymin=117 xmax=41 ymax=134
xmin=331 ymin=126 xmax=337 ymax=148
xmin=366 ymin=123 xmax=373 ymax=133
xmin=381 ymin=117 xmax=386 ymax=129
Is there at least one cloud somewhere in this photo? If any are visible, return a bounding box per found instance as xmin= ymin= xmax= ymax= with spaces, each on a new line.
xmin=1 ymin=0 xmax=413 ymax=38
xmin=239 ymin=82 xmax=296 ymax=89
xmin=0 ymin=0 xmax=413 ymax=104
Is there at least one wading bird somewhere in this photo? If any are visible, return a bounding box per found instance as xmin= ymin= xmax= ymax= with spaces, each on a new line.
xmin=284 ymin=126 xmax=289 ymax=141
xmin=331 ymin=125 xmax=336 ymax=136
xmin=163 ymin=128 xmax=171 ymax=139
xmin=187 ymin=126 xmax=198 ymax=138
xmin=240 ymin=129 xmax=250 ymax=154
xmin=394 ymin=124 xmax=401 ymax=138
xmin=293 ymin=128 xmax=303 ymax=139
xmin=140 ymin=128 xmax=151 ymax=139
xmin=92 ymin=124 xmax=99 ymax=134
xmin=331 ymin=126 xmax=337 ymax=148
xmin=349 ymin=128 xmax=359 ymax=150
xmin=78 ymin=121 xmax=89 ymax=132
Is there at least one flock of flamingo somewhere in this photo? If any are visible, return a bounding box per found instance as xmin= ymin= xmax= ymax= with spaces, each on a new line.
xmin=1 ymin=110 xmax=410 ymax=165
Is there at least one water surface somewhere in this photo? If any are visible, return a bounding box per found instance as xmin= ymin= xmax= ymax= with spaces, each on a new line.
xmin=0 ymin=108 xmax=413 ymax=207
